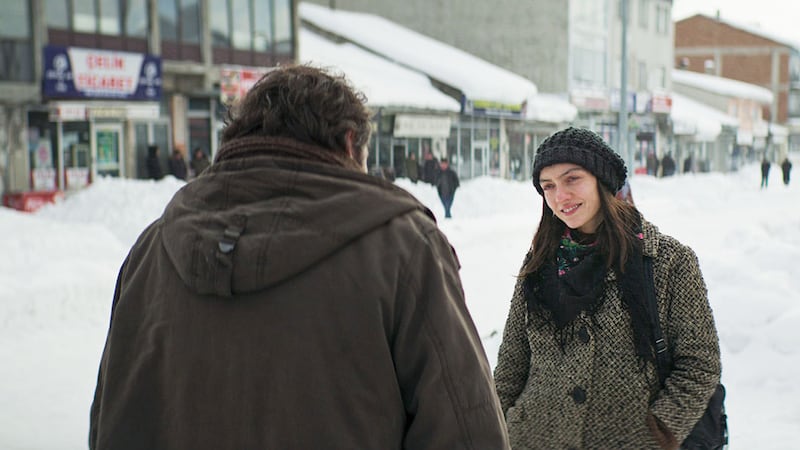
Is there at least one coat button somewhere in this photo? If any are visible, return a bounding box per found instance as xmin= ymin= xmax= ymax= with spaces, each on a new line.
xmin=577 ymin=326 xmax=590 ymax=343
xmin=572 ymin=386 xmax=587 ymax=404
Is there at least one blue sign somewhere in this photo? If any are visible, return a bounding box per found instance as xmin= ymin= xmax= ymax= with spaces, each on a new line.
xmin=42 ymin=45 xmax=162 ymax=100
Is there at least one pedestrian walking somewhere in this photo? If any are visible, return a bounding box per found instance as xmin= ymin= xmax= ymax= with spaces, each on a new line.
xmin=781 ymin=157 xmax=792 ymax=186
xmin=494 ymin=127 xmax=721 ymax=449
xmin=761 ymin=157 xmax=771 ymax=188
xmin=144 ymin=144 xmax=163 ymax=180
xmin=89 ymin=64 xmax=509 ymax=450
xmin=404 ymin=152 xmax=420 ymax=183
xmin=435 ymin=157 xmax=460 ymax=219
xmin=168 ymin=148 xmax=188 ymax=180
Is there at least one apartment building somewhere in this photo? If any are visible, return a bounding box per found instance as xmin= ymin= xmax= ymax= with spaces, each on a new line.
xmin=675 ymin=13 xmax=800 ymax=152
xmin=1 ymin=0 xmax=295 ymax=204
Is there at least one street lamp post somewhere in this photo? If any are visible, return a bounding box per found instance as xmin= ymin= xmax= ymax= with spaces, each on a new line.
xmin=618 ymin=0 xmax=630 ymax=173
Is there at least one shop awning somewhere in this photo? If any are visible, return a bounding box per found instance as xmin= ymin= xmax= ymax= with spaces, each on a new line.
xmin=298 ymin=28 xmax=461 ymax=112
xmin=299 ymin=3 xmax=538 ymax=107
xmin=671 ymin=92 xmax=738 ymax=142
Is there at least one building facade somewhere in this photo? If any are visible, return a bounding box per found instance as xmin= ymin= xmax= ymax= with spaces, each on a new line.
xmin=305 ymin=0 xmax=674 ymax=173
xmin=1 ymin=0 xmax=296 ymax=204
xmin=675 ymin=14 xmax=800 ymax=152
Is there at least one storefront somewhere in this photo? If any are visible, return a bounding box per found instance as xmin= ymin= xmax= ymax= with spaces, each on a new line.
xmin=31 ymin=45 xmax=163 ymax=192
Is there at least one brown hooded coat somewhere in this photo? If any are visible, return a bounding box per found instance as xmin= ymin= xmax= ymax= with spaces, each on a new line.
xmin=89 ymin=137 xmax=509 ymax=450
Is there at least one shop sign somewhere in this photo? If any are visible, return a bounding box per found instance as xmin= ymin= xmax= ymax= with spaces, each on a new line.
xmin=32 ymin=168 xmax=57 ymax=191
xmin=42 ymin=45 xmax=162 ymax=101
xmin=461 ymin=98 xmax=523 ymax=117
xmin=393 ymin=114 xmax=452 ymax=138
xmin=570 ymin=88 xmax=610 ymax=112
xmin=66 ymin=167 xmax=90 ymax=189
xmin=220 ymin=66 xmax=271 ymax=105
xmin=648 ymin=93 xmax=673 ymax=114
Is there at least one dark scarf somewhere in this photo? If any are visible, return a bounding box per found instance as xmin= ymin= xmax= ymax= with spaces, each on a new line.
xmin=523 ymin=227 xmax=656 ymax=366
xmin=214 ymin=135 xmax=363 ymax=171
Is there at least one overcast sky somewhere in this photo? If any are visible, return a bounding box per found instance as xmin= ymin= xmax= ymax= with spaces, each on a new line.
xmin=672 ymin=0 xmax=800 ymax=44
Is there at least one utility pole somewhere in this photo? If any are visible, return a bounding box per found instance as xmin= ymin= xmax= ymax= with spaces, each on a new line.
xmin=618 ymin=0 xmax=630 ymax=172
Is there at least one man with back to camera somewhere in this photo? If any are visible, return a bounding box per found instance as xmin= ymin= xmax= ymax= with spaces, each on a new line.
xmin=89 ymin=64 xmax=510 ymax=450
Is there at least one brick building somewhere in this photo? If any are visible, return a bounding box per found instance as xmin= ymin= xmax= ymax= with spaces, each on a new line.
xmin=675 ymin=14 xmax=800 ymax=151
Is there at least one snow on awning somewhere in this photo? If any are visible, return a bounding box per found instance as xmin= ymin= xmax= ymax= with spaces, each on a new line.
xmin=671 ymin=92 xmax=738 ymax=142
xmin=524 ymin=93 xmax=578 ymax=124
xmin=672 ymin=69 xmax=774 ymax=104
xmin=299 ymin=3 xmax=538 ymax=107
xmin=298 ymin=28 xmax=461 ymax=112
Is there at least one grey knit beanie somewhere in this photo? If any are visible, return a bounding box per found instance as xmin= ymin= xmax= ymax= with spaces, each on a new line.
xmin=531 ymin=127 xmax=627 ymax=195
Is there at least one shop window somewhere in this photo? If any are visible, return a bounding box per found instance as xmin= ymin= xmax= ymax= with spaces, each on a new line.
xmin=45 ymin=0 xmax=148 ymax=51
xmin=231 ymin=0 xmax=252 ymax=50
xmin=125 ymin=0 xmax=148 ymax=37
xmin=45 ymin=0 xmax=70 ymax=30
xmin=274 ymin=0 xmax=293 ymax=55
xmin=27 ymin=112 xmax=59 ymax=191
xmin=253 ymin=0 xmax=273 ymax=51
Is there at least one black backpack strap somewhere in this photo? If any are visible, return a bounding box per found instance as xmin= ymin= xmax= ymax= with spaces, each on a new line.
xmin=643 ymin=256 xmax=671 ymax=385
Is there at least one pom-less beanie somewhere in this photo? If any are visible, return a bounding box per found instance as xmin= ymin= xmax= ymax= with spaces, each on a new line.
xmin=531 ymin=127 xmax=628 ymax=196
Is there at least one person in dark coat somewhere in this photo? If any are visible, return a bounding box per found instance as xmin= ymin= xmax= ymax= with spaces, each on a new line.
xmin=190 ymin=147 xmax=211 ymax=178
xmin=781 ymin=157 xmax=792 ymax=185
xmin=89 ymin=64 xmax=510 ymax=450
xmin=494 ymin=127 xmax=720 ymax=449
xmin=145 ymin=144 xmax=163 ymax=180
xmin=661 ymin=153 xmax=676 ymax=177
xmin=168 ymin=149 xmax=188 ymax=180
xmin=761 ymin=157 xmax=771 ymax=188
xmin=435 ymin=158 xmax=460 ymax=219
xmin=421 ymin=147 xmax=439 ymax=184
xmin=404 ymin=152 xmax=421 ymax=183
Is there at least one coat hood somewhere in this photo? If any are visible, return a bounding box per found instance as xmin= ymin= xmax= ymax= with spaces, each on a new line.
xmin=158 ymin=138 xmax=432 ymax=297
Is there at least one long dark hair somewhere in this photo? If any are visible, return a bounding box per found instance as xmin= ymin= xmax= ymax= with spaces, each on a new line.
xmin=520 ymin=180 xmax=641 ymax=278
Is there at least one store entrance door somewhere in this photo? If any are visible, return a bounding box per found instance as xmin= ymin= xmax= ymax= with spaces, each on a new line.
xmin=94 ymin=123 xmax=124 ymax=177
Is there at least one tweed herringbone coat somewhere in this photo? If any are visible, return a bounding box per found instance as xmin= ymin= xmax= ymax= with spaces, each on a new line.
xmin=494 ymin=219 xmax=720 ymax=449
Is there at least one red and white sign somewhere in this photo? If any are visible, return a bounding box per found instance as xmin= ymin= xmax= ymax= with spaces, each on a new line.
xmin=220 ymin=66 xmax=271 ymax=105
xmin=67 ymin=47 xmax=143 ymax=97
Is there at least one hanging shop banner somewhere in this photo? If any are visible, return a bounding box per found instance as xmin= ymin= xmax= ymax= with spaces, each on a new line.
xmin=220 ymin=66 xmax=271 ymax=105
xmin=393 ymin=114 xmax=452 ymax=138
xmin=42 ymin=45 xmax=162 ymax=100
xmin=461 ymin=97 xmax=523 ymax=118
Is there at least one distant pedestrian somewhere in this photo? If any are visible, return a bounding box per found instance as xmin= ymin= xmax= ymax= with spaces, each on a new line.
xmin=435 ymin=158 xmax=459 ymax=219
xmin=781 ymin=158 xmax=792 ymax=185
xmin=422 ymin=146 xmax=438 ymax=184
xmin=168 ymin=149 xmax=188 ymax=180
xmin=190 ymin=147 xmax=211 ymax=178
xmin=661 ymin=153 xmax=676 ymax=177
xmin=683 ymin=156 xmax=693 ymax=174
xmin=404 ymin=152 xmax=421 ymax=183
xmin=761 ymin=157 xmax=771 ymax=188
xmin=145 ymin=144 xmax=163 ymax=180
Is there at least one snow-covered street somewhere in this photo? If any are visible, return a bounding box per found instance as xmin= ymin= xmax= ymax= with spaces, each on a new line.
xmin=1 ymin=162 xmax=798 ymax=449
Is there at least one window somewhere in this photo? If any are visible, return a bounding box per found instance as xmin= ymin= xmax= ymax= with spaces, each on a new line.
xmin=231 ymin=0 xmax=252 ymax=49
xmin=159 ymin=0 xmax=178 ymax=41
xmin=98 ymin=0 xmax=121 ymax=35
xmin=73 ymin=0 xmax=97 ymax=32
xmin=571 ymin=47 xmax=607 ymax=87
xmin=274 ymin=0 xmax=292 ymax=53
xmin=789 ymin=91 xmax=800 ymax=117
xmin=0 ymin=1 xmax=30 ymax=38
xmin=180 ymin=0 xmax=201 ymax=43
xmin=638 ymin=0 xmax=648 ymax=29
xmin=45 ymin=0 xmax=70 ymax=29
xmin=209 ymin=0 xmax=230 ymax=47
xmin=0 ymin=1 xmax=33 ymax=81
xmin=638 ymin=61 xmax=647 ymax=90
xmin=253 ymin=0 xmax=272 ymax=51
xmin=125 ymin=0 xmax=148 ymax=37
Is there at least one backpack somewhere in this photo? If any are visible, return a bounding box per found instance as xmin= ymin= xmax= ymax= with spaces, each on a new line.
xmin=643 ymin=257 xmax=728 ymax=450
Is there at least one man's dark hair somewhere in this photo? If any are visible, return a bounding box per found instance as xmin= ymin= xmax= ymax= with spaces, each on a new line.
xmin=221 ymin=64 xmax=373 ymax=159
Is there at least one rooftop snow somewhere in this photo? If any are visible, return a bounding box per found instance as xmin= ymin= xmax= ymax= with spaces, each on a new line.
xmin=672 ymin=69 xmax=774 ymax=104
xmin=671 ymin=92 xmax=739 ymax=142
xmin=298 ymin=28 xmax=461 ymax=112
xmin=299 ymin=3 xmax=538 ymax=106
